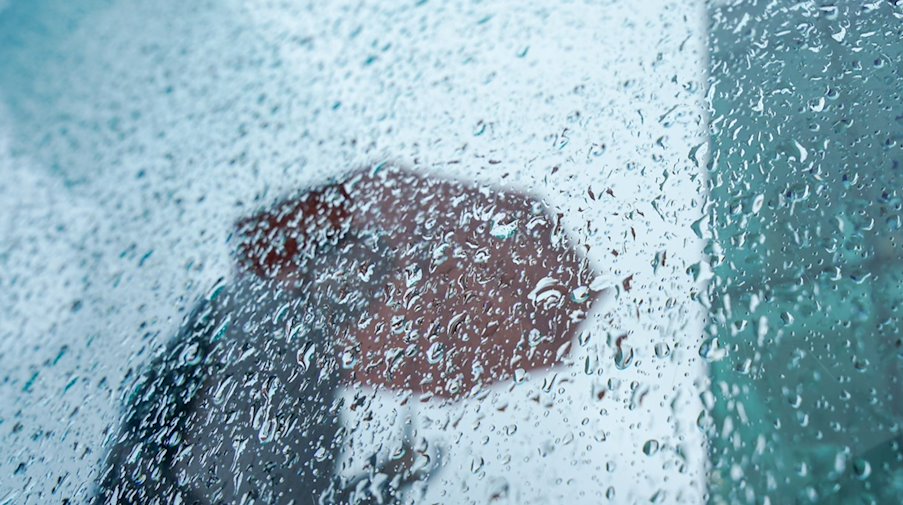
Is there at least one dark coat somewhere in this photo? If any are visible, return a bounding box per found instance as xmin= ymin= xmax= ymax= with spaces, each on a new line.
xmin=94 ymin=194 xmax=401 ymax=504
xmin=94 ymin=274 xmax=343 ymax=504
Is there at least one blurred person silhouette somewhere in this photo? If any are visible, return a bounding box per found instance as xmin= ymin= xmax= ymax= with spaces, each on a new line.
xmin=95 ymin=165 xmax=599 ymax=504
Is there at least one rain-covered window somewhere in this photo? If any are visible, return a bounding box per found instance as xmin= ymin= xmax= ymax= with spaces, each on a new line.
xmin=0 ymin=1 xmax=899 ymax=504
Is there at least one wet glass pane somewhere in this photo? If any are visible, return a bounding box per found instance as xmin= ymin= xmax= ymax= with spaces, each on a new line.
xmin=706 ymin=1 xmax=903 ymax=503
xmin=0 ymin=1 xmax=900 ymax=504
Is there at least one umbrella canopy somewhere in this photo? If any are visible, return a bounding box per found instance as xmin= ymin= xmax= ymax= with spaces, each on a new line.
xmin=235 ymin=166 xmax=600 ymax=398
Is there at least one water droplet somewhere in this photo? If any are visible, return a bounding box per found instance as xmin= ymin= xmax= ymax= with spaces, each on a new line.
xmin=297 ymin=341 xmax=315 ymax=372
xmin=404 ymin=263 xmax=423 ymax=287
xmin=853 ymin=459 xmax=872 ymax=480
xmin=614 ymin=343 xmax=634 ymax=370
xmin=427 ymin=342 xmax=445 ymax=365
xmin=528 ymin=277 xmax=564 ymax=307
xmin=570 ymin=286 xmax=591 ymax=303
xmin=489 ymin=217 xmax=518 ymax=240
xmin=258 ymin=416 xmax=276 ymax=444
xmin=642 ymin=439 xmax=660 ymax=456
xmin=699 ymin=337 xmax=727 ymax=362
xmin=831 ymin=25 xmax=846 ymax=42
xmin=179 ymin=342 xmax=201 ymax=366
xmin=473 ymin=120 xmax=487 ymax=136
xmin=654 ymin=342 xmax=671 ymax=358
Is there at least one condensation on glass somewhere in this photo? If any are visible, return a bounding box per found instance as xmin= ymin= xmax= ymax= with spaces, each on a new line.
xmin=0 ymin=1 xmax=899 ymax=505
xmin=705 ymin=2 xmax=903 ymax=504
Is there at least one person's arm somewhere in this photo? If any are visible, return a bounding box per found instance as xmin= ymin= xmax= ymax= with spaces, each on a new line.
xmin=94 ymin=294 xmax=224 ymax=504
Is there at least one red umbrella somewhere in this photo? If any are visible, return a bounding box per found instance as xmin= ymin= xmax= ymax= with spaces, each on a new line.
xmin=235 ymin=166 xmax=599 ymax=399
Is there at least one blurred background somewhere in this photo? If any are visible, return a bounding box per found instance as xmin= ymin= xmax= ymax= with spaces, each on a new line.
xmin=0 ymin=1 xmax=899 ymax=504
